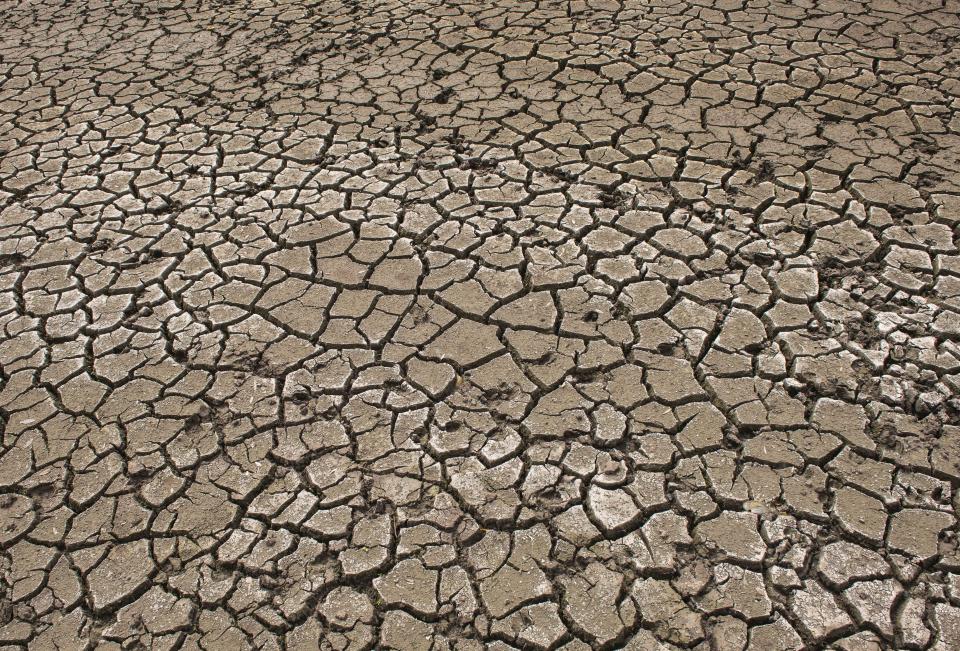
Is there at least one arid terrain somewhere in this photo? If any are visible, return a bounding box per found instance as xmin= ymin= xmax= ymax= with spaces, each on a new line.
xmin=1 ymin=0 xmax=960 ymax=648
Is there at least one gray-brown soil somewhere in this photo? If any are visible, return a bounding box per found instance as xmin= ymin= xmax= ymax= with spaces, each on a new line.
xmin=1 ymin=0 xmax=960 ymax=649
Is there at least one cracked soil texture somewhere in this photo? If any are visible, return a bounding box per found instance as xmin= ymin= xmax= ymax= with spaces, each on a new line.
xmin=1 ymin=0 xmax=960 ymax=649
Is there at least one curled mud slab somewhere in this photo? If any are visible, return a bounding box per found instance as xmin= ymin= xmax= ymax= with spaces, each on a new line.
xmin=1 ymin=0 xmax=960 ymax=649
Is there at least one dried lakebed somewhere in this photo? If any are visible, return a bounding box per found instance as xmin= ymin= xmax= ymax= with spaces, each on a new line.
xmin=1 ymin=0 xmax=960 ymax=649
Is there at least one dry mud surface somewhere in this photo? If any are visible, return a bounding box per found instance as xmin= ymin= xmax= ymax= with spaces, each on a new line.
xmin=2 ymin=0 xmax=960 ymax=649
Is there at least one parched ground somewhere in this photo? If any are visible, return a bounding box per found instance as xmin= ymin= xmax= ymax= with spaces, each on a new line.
xmin=1 ymin=0 xmax=960 ymax=648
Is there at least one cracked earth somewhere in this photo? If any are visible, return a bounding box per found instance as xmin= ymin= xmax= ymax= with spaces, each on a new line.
xmin=2 ymin=0 xmax=960 ymax=649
